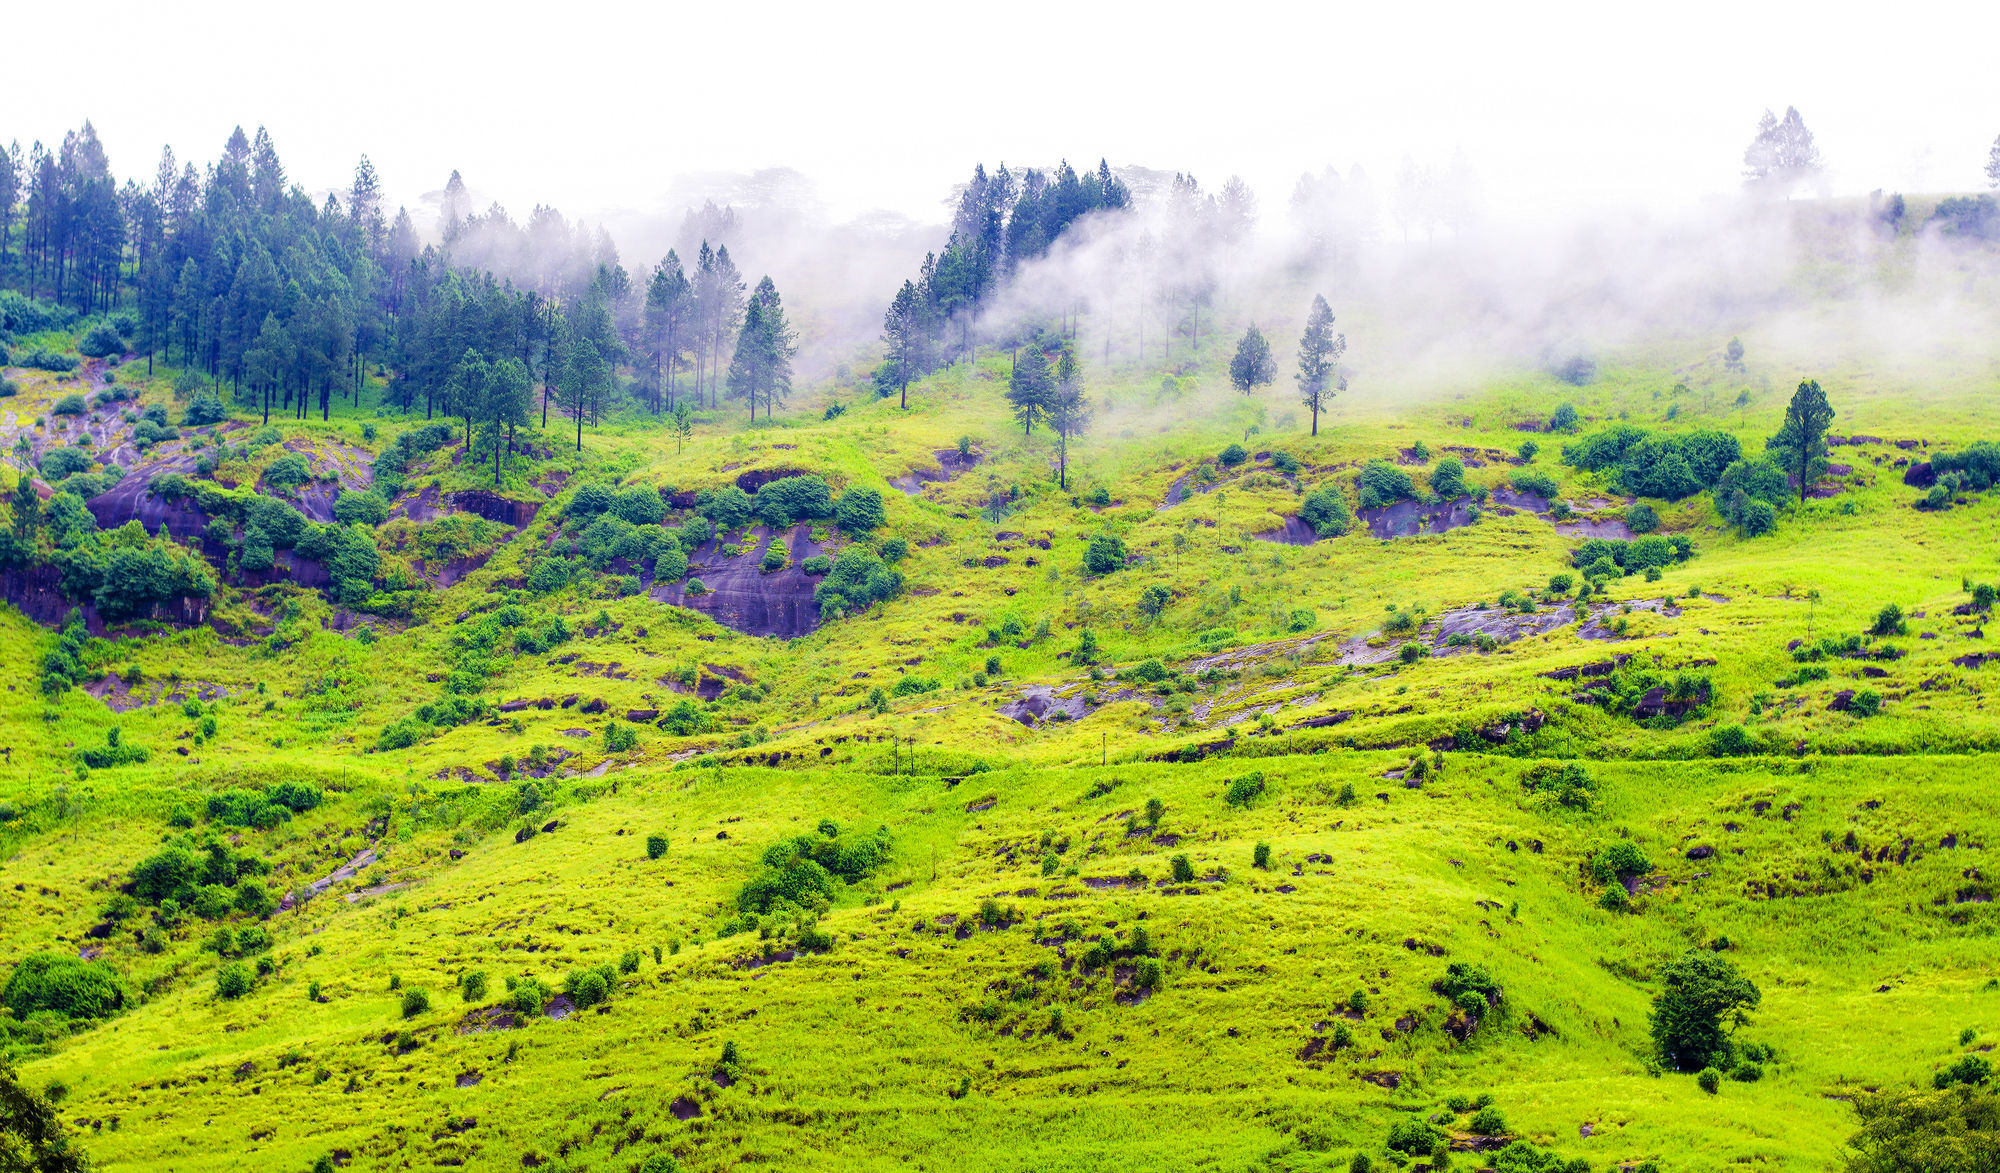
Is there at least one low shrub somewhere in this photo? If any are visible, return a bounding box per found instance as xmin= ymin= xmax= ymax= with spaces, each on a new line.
xmin=216 ymin=963 xmax=254 ymax=1000
xmin=1298 ymin=487 xmax=1353 ymax=537
xmin=1083 ymin=532 xmax=1126 ymax=575
xmin=2 ymin=953 xmax=125 ymax=1020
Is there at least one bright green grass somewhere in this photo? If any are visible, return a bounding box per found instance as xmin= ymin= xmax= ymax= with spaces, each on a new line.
xmin=5 ymin=250 xmax=2000 ymax=1170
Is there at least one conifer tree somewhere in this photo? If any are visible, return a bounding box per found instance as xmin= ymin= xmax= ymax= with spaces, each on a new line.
xmin=706 ymin=245 xmax=746 ymax=408
xmin=671 ymin=401 xmax=694 ymax=454
xmin=881 ymin=279 xmax=934 ymax=409
xmin=484 ymin=357 xmax=533 ymax=485
xmin=1007 ymin=346 xmax=1054 ymax=435
xmin=726 ymin=277 xmax=795 ymax=421
xmin=1770 ymin=378 xmax=1835 ymax=504
xmin=1742 ymin=107 xmax=1823 ymax=193
xmin=1229 ymin=325 xmax=1277 ymax=392
xmin=1046 ymin=349 xmax=1092 ymax=490
xmin=645 ymin=252 xmax=692 ymax=412
xmin=1295 ymin=295 xmax=1345 ymax=436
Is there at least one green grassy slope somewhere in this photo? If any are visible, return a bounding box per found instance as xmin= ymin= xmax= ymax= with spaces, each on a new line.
xmin=4 ymin=231 xmax=2000 ymax=1171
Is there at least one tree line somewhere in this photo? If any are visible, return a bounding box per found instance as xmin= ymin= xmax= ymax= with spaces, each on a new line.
xmin=0 ymin=121 xmax=797 ymax=451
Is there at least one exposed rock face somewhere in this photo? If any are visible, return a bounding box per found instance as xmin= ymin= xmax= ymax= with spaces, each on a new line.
xmin=891 ymin=448 xmax=983 ymax=495
xmin=651 ymin=524 xmax=826 ymax=639
xmin=0 ymin=563 xmax=211 ymax=635
xmin=448 ymin=490 xmax=541 ymax=528
xmin=999 ymin=685 xmax=1092 ymax=725
xmin=734 ymin=466 xmax=813 ymax=493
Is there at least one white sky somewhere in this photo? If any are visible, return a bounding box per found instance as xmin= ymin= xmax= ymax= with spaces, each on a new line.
xmin=11 ymin=0 xmax=1999 ymax=229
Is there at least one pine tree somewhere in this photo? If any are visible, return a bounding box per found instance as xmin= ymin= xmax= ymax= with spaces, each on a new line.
xmin=671 ymin=401 xmax=694 ymax=454
xmin=1229 ymin=325 xmax=1277 ymax=392
xmin=1743 ymin=107 xmax=1823 ymax=193
xmin=243 ymin=313 xmax=293 ymax=425
xmin=448 ymin=348 xmax=491 ymax=452
xmin=881 ymin=279 xmax=933 ymax=409
xmin=485 ymin=357 xmax=533 ymax=485
xmin=726 ymin=276 xmax=795 ymax=421
xmin=1771 ymin=378 xmax=1836 ymax=504
xmin=556 ymin=334 xmax=609 ymax=451
xmin=706 ymin=245 xmax=746 ymax=409
xmin=1007 ymin=346 xmax=1054 ymax=435
xmin=1987 ymin=134 xmax=2000 ymax=190
xmin=350 ymin=155 xmax=385 ymax=256
xmin=645 ymin=252 xmax=692 ymax=412
xmin=1295 ymin=295 xmax=1345 ymax=436
xmin=0 ymin=140 xmax=21 ymax=266
xmin=250 ymin=127 xmax=286 ymax=212
xmin=11 ymin=472 xmax=41 ymax=545
xmin=1046 ymin=349 xmax=1092 ymax=490
xmin=439 ymin=170 xmax=471 ymax=241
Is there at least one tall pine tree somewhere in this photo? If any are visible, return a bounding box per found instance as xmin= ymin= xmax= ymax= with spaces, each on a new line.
xmin=1295 ymin=295 xmax=1345 ymax=436
xmin=1007 ymin=346 xmax=1054 ymax=435
xmin=1045 ymin=348 xmax=1091 ymax=490
xmin=1229 ymin=325 xmax=1276 ymax=392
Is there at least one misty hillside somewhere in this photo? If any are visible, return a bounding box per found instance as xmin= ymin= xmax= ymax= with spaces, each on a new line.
xmin=3 ymin=114 xmax=2000 ymax=1173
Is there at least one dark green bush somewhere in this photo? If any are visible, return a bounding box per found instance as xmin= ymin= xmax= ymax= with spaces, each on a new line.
xmin=1224 ymin=772 xmax=1266 ymax=807
xmin=2 ymin=953 xmax=125 ymax=1020
xmin=814 ymin=546 xmax=902 ymax=616
xmin=215 ymin=963 xmax=254 ymax=1000
xmin=1299 ymin=487 xmax=1352 ymax=537
xmin=1651 ymin=950 xmax=1761 ymax=1071
xmin=1934 ymin=1055 xmax=1992 ymax=1088
xmin=1431 ymin=457 xmax=1467 ymax=498
xmin=78 ymin=322 xmax=126 ymax=358
xmin=696 ymin=485 xmax=753 ymax=529
xmin=656 ymin=700 xmax=713 ymax=736
xmin=1512 ymin=470 xmax=1559 ymax=498
xmin=757 ymin=476 xmax=835 ymax=525
xmin=1083 ymin=532 xmax=1126 ymax=574
xmin=183 ymin=394 xmax=229 ymax=426
xmin=611 ymin=485 xmax=667 ymax=525
xmin=1521 ymin=762 xmax=1595 ymax=809
xmin=737 ymin=823 xmax=891 ymax=915
xmin=400 ymin=988 xmax=430 ymax=1017
xmin=1356 ymin=460 xmax=1415 ymax=509
xmin=39 ymin=447 xmax=92 ymax=480
xmin=1219 ymin=443 xmax=1249 ymax=466
xmin=1592 ymin=840 xmax=1652 ymax=884
xmin=646 ymin=835 xmax=669 ymax=860
xmin=333 ymin=490 xmax=390 ymax=526
xmin=1385 ymin=1118 xmax=1443 ymax=1155
xmin=28 ymin=350 xmax=81 ymax=373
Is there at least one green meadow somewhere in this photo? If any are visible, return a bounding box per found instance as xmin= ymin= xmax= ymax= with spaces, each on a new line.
xmin=5 ymin=199 xmax=2000 ymax=1173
